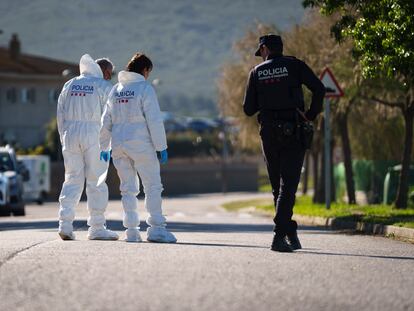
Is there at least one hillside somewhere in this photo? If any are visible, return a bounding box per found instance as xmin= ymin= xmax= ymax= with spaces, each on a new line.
xmin=0 ymin=0 xmax=305 ymax=116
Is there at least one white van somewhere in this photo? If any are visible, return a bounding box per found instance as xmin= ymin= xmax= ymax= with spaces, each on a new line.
xmin=17 ymin=155 xmax=50 ymax=204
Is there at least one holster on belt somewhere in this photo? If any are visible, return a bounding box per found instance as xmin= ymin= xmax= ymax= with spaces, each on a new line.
xmin=296 ymin=109 xmax=314 ymax=149
xmin=259 ymin=110 xmax=314 ymax=149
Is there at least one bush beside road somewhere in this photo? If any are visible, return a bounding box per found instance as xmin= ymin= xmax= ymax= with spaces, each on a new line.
xmin=223 ymin=196 xmax=414 ymax=229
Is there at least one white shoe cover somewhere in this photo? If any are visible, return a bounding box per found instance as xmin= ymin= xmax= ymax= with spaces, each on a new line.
xmin=146 ymin=227 xmax=177 ymax=243
xmin=125 ymin=228 xmax=142 ymax=243
xmin=88 ymin=227 xmax=119 ymax=240
xmin=58 ymin=230 xmax=75 ymax=241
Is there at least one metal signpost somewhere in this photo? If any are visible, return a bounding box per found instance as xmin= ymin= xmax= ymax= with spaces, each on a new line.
xmin=320 ymin=68 xmax=344 ymax=209
xmin=324 ymin=97 xmax=331 ymax=209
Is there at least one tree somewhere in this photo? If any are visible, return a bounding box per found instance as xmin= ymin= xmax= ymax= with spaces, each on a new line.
xmin=330 ymin=54 xmax=361 ymax=204
xmin=303 ymin=0 xmax=414 ymax=208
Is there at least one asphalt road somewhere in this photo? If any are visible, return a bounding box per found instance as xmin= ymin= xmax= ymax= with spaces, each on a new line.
xmin=1 ymin=193 xmax=414 ymax=311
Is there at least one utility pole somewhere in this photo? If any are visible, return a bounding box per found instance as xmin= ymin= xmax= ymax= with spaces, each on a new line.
xmin=324 ymin=97 xmax=331 ymax=209
xmin=219 ymin=117 xmax=229 ymax=194
xmin=320 ymin=67 xmax=344 ymax=209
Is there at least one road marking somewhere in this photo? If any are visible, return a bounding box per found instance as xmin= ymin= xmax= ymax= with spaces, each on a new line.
xmin=238 ymin=213 xmax=253 ymax=218
xmin=106 ymin=212 xmax=122 ymax=218
xmin=172 ymin=212 xmax=186 ymax=218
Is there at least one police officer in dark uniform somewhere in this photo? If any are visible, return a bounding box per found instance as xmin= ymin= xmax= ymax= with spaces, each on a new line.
xmin=243 ymin=34 xmax=325 ymax=252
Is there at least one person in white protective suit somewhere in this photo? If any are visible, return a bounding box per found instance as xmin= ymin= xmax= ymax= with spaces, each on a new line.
xmin=100 ymin=53 xmax=176 ymax=243
xmin=57 ymin=54 xmax=119 ymax=241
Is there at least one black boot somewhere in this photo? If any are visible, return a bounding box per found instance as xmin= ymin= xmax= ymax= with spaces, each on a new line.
xmin=286 ymin=221 xmax=302 ymax=250
xmin=286 ymin=232 xmax=302 ymax=250
xmin=271 ymin=234 xmax=293 ymax=252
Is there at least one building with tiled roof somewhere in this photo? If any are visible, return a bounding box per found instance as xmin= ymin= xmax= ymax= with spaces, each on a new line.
xmin=0 ymin=34 xmax=79 ymax=148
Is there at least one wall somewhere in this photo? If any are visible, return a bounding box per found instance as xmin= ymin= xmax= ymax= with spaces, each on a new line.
xmin=49 ymin=160 xmax=259 ymax=200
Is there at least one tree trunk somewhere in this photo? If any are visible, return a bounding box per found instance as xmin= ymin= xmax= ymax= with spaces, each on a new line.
xmin=312 ymin=150 xmax=319 ymax=203
xmin=395 ymin=104 xmax=414 ymax=208
xmin=313 ymin=119 xmax=325 ymax=203
xmin=302 ymin=152 xmax=309 ymax=195
xmin=338 ymin=113 xmax=356 ymax=204
xmin=316 ymin=143 xmax=325 ymax=203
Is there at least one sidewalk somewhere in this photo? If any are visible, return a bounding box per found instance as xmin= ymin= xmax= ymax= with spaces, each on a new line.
xmin=293 ymin=214 xmax=414 ymax=241
xmin=222 ymin=196 xmax=414 ymax=242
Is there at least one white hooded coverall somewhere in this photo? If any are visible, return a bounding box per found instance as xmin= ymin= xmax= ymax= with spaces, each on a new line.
xmin=57 ymin=54 xmax=113 ymax=232
xmin=100 ymin=71 xmax=167 ymax=230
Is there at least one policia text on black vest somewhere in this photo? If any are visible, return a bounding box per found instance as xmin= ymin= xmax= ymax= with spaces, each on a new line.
xmin=243 ymin=54 xmax=325 ymax=136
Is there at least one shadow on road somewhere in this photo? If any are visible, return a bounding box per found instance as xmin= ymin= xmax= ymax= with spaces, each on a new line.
xmin=2 ymin=219 xmax=414 ymax=260
xmin=176 ymin=241 xmax=268 ymax=249
xmin=297 ymin=250 xmax=414 ymax=261
xmin=0 ymin=219 xmax=324 ymax=234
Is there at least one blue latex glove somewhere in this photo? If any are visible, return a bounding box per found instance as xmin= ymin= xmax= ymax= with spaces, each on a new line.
xmin=159 ymin=149 xmax=168 ymax=165
xmin=100 ymin=150 xmax=111 ymax=162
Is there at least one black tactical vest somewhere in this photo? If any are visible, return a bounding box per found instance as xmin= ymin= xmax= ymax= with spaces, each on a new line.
xmin=253 ymin=55 xmax=304 ymax=111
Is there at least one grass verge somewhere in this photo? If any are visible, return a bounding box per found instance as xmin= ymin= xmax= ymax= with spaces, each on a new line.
xmin=222 ymin=196 xmax=414 ymax=229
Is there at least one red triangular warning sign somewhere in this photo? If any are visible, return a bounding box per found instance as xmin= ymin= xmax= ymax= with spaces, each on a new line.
xmin=320 ymin=67 xmax=344 ymax=98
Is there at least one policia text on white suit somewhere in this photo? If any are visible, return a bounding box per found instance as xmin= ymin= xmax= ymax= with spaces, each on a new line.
xmin=57 ymin=54 xmax=118 ymax=241
xmin=100 ymin=68 xmax=176 ymax=243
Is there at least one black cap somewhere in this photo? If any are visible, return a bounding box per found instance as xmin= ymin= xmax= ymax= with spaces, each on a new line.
xmin=254 ymin=34 xmax=283 ymax=56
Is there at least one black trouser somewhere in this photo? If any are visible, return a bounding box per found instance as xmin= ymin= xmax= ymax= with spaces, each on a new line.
xmin=260 ymin=123 xmax=306 ymax=237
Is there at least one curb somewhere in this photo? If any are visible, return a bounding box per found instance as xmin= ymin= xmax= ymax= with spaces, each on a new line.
xmin=292 ymin=214 xmax=414 ymax=241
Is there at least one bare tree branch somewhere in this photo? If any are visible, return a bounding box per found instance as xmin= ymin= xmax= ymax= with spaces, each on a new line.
xmin=361 ymin=96 xmax=403 ymax=109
